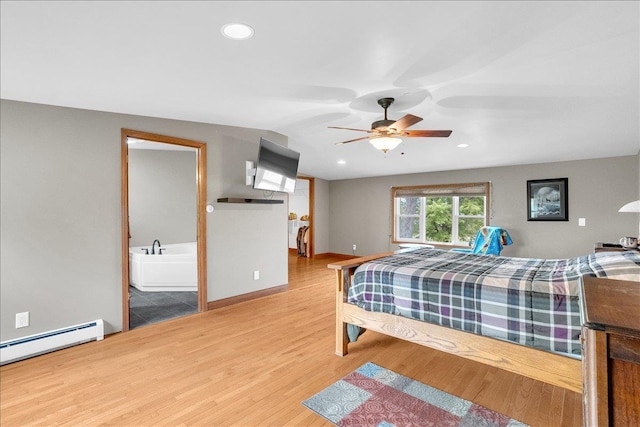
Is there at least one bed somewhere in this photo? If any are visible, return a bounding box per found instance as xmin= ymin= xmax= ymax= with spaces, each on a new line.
xmin=329 ymin=248 xmax=640 ymax=393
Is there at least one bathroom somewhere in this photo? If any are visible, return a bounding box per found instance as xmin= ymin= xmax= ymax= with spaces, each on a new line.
xmin=127 ymin=138 xmax=198 ymax=329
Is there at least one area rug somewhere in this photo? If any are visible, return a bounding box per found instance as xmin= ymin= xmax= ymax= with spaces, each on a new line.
xmin=302 ymin=362 xmax=529 ymax=427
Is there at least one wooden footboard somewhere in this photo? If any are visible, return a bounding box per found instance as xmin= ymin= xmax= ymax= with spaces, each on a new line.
xmin=328 ymin=254 xmax=582 ymax=394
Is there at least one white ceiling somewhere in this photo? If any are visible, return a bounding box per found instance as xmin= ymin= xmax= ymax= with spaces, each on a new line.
xmin=1 ymin=1 xmax=638 ymax=180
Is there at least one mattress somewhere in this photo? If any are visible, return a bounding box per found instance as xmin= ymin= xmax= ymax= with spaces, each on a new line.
xmin=348 ymin=248 xmax=640 ymax=356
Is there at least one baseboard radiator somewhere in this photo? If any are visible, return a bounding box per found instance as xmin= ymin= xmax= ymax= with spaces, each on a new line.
xmin=0 ymin=319 xmax=104 ymax=365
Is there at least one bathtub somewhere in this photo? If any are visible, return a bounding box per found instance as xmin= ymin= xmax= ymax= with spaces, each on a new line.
xmin=129 ymin=242 xmax=197 ymax=292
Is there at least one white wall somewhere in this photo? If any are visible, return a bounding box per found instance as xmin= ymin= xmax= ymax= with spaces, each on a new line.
xmin=289 ymin=179 xmax=309 ymax=219
xmin=128 ymin=149 xmax=197 ymax=248
xmin=1 ymin=99 xmax=289 ymax=340
xmin=329 ymin=155 xmax=639 ymax=259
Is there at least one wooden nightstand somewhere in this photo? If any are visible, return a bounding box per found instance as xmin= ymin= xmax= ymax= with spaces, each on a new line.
xmin=581 ymin=276 xmax=640 ymax=426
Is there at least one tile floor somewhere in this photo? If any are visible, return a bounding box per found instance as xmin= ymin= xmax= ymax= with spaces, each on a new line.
xmin=129 ymin=286 xmax=198 ymax=329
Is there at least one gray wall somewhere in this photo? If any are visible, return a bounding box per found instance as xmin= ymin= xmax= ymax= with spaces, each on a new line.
xmin=207 ymin=131 xmax=288 ymax=300
xmin=1 ymin=99 xmax=289 ymax=340
xmin=128 ymin=149 xmax=197 ymax=248
xmin=2 ymin=98 xmax=635 ymax=342
xmin=313 ymin=177 xmax=330 ymax=255
xmin=329 ymin=155 xmax=639 ymax=259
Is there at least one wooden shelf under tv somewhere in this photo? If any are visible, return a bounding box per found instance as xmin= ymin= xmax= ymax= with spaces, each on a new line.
xmin=217 ymin=198 xmax=283 ymax=204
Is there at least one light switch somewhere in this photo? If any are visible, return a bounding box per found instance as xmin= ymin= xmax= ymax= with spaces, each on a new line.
xmin=578 ymin=218 xmax=586 ymax=227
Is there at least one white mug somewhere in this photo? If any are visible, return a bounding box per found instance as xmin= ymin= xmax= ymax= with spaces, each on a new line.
xmin=620 ymin=236 xmax=638 ymax=249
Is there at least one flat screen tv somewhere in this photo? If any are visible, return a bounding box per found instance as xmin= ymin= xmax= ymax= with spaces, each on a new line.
xmin=253 ymin=137 xmax=300 ymax=194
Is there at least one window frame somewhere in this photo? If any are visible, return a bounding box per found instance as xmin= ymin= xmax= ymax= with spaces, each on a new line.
xmin=391 ymin=182 xmax=491 ymax=246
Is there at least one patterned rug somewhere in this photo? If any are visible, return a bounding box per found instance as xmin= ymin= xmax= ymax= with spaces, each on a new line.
xmin=302 ymin=362 xmax=529 ymax=427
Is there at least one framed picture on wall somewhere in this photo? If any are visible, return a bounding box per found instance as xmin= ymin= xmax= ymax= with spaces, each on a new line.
xmin=527 ymin=178 xmax=568 ymax=221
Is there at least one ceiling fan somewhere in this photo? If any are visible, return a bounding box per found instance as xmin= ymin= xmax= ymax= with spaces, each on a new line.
xmin=329 ymin=97 xmax=452 ymax=153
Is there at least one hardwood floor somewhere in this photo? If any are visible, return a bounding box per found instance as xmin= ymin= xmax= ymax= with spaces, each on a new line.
xmin=0 ymin=252 xmax=581 ymax=426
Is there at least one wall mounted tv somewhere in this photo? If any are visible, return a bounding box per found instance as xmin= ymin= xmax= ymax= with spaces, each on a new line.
xmin=253 ymin=137 xmax=300 ymax=194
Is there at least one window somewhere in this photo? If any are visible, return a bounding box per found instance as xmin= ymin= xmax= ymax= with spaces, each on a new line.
xmin=392 ymin=182 xmax=490 ymax=245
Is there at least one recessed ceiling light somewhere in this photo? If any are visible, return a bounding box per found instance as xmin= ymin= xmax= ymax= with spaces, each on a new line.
xmin=221 ymin=23 xmax=254 ymax=40
xmin=457 ymin=143 xmax=469 ymax=148
xmin=337 ymin=160 xmax=346 ymax=165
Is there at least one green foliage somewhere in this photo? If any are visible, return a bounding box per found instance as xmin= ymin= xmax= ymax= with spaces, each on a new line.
xmin=425 ymin=197 xmax=452 ymax=242
xmin=396 ymin=195 xmax=485 ymax=243
xmin=458 ymin=218 xmax=485 ymax=243
xmin=459 ymin=196 xmax=484 ymax=215
xmin=458 ymin=197 xmax=485 ymax=243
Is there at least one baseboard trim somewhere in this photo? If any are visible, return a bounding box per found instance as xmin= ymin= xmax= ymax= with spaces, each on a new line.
xmin=207 ymin=285 xmax=288 ymax=310
xmin=315 ymin=252 xmax=357 ymax=260
xmin=288 ymin=250 xmax=356 ymax=260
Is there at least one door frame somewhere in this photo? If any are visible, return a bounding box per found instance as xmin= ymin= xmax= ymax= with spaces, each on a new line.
xmin=296 ymin=176 xmax=315 ymax=257
xmin=121 ymin=129 xmax=207 ymax=331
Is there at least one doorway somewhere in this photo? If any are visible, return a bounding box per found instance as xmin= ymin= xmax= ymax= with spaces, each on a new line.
xmin=121 ymin=129 xmax=207 ymax=332
xmin=289 ymin=176 xmax=314 ymax=258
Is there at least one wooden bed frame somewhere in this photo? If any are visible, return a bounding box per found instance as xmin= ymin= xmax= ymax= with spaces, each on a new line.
xmin=328 ymin=253 xmax=583 ymax=394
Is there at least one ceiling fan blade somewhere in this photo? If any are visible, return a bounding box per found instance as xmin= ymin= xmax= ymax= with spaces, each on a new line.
xmin=328 ymin=126 xmax=374 ymax=133
xmin=389 ymin=114 xmax=423 ymax=131
xmin=334 ymin=136 xmax=372 ymax=145
xmin=403 ymin=130 xmax=452 ymax=138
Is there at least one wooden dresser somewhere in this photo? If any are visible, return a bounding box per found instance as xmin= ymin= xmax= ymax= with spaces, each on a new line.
xmin=581 ymin=276 xmax=640 ymax=426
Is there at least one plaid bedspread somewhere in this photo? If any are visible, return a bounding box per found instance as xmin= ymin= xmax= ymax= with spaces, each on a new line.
xmin=348 ymin=248 xmax=640 ymax=356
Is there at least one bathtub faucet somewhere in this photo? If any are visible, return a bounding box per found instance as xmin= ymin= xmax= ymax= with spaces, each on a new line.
xmin=151 ymin=239 xmax=161 ymax=255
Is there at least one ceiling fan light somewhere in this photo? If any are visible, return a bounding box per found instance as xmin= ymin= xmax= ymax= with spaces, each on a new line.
xmin=369 ymin=137 xmax=402 ymax=153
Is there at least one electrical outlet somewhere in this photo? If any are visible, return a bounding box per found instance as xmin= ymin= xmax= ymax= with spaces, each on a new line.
xmin=352 ymin=244 xmax=357 ymax=251
xmin=253 ymin=270 xmax=260 ymax=280
xmin=15 ymin=312 xmax=29 ymax=328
